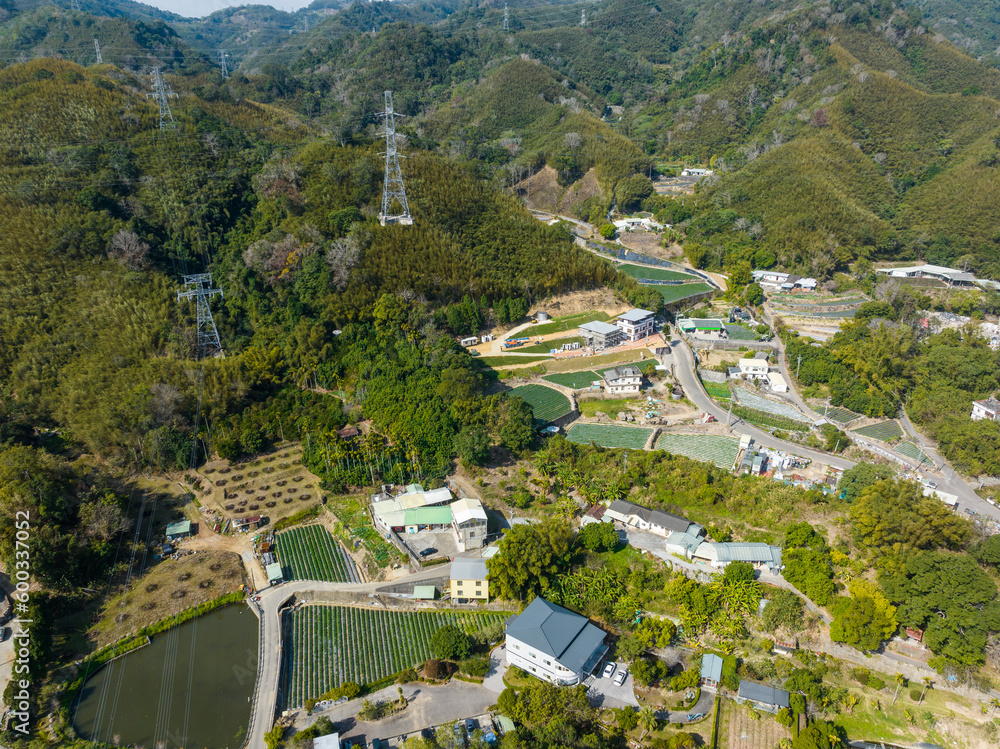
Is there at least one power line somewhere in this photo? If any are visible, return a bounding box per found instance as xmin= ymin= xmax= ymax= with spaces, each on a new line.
xmin=377 ymin=91 xmax=413 ymax=227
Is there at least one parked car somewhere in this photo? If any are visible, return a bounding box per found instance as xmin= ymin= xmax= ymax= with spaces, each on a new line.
xmin=465 ymin=717 xmax=477 ymax=734
xmin=419 ymin=547 xmax=438 ymax=557
xmin=602 ymin=662 xmax=616 ymax=679
xmin=0 ymin=627 xmax=9 ymax=642
xmin=613 ymin=669 xmax=627 ymax=687
xmin=454 ymin=721 xmax=467 ymax=746
xmin=371 ymin=739 xmax=384 ymax=749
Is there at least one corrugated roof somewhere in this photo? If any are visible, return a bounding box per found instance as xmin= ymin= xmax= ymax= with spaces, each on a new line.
xmin=617 ymin=308 xmax=653 ymax=322
xmin=738 ymin=680 xmax=790 ymax=708
xmin=714 ymin=542 xmax=782 ymax=566
xmin=452 ymin=497 xmax=487 ymax=525
xmin=579 ymin=320 xmax=621 ymax=335
xmin=166 ymin=520 xmax=191 ymax=535
xmin=666 ymin=531 xmax=703 ymax=553
xmin=403 ymin=506 xmax=453 ymax=525
xmin=700 ymin=653 xmax=723 ymax=682
xmin=451 ymin=558 xmax=488 ymax=581
xmin=505 ymin=597 xmax=606 ymax=672
xmin=606 ymin=500 xmax=692 ymax=534
xmin=265 ymin=562 xmax=283 ymax=581
xmin=413 ymin=585 xmax=437 ymax=599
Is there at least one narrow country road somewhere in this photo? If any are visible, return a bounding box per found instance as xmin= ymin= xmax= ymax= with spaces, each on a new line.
xmin=245 ymin=565 xmax=453 ymax=749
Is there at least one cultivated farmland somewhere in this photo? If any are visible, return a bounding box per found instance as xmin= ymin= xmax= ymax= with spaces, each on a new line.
xmin=824 ymin=406 xmax=862 ymax=425
xmin=733 ymin=389 xmax=810 ymax=422
xmin=282 ymin=606 xmax=508 ymax=708
xmin=274 ymin=524 xmax=356 ymax=583
xmin=656 ymin=433 xmax=739 ymax=469
xmin=852 ymin=420 xmax=904 ymax=442
xmin=509 ymin=384 xmax=573 ymax=422
xmin=655 ymin=282 xmax=713 ymax=303
xmin=566 ymin=424 xmax=652 ymax=449
xmin=617 ymin=264 xmax=693 ymax=282
xmin=895 ymin=441 xmax=931 ymax=465
xmin=723 ymin=323 xmax=758 ymax=341
xmin=544 ymin=370 xmax=601 ymax=389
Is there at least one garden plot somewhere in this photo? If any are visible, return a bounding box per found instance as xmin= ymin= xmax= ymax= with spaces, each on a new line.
xmin=566 ymin=424 xmax=652 ymax=449
xmin=824 ymin=406 xmax=862 ymax=425
xmin=723 ymin=323 xmax=758 ymax=341
xmin=282 ymin=606 xmax=508 ymax=708
xmin=733 ymin=389 xmax=810 ymax=422
xmin=544 ymin=370 xmax=601 ymax=389
xmin=895 ymin=441 xmax=932 ymax=465
xmin=655 ymin=282 xmax=713 ymax=303
xmin=656 ymin=433 xmax=739 ymax=469
xmin=852 ymin=420 xmax=904 ymax=442
xmin=617 ymin=264 xmax=693 ymax=282
xmin=509 ymin=384 xmax=573 ymax=422
xmin=274 ymin=524 xmax=353 ymax=583
xmin=719 ymin=697 xmax=790 ymax=749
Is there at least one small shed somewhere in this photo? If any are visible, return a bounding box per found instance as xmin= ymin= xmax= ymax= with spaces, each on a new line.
xmin=266 ymin=563 xmax=283 ymax=585
xmin=413 ymin=585 xmax=437 ymax=600
xmin=165 ymin=520 xmax=192 ymax=541
xmin=495 ymin=716 xmax=516 ymax=735
xmin=736 ymin=680 xmax=790 ymax=712
xmin=700 ymin=653 xmax=724 ymax=688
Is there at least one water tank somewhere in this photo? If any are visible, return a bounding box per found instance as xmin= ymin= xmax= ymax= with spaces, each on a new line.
xmin=535 ymin=311 xmax=550 ymax=322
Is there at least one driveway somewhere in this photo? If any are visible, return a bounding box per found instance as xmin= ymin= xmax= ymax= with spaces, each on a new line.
xmin=483 ymin=646 xmax=507 ymax=694
xmin=585 ymin=668 xmax=639 ymax=708
xmin=655 ymin=687 xmax=715 ymax=724
xmin=300 ymin=681 xmax=498 ymax=744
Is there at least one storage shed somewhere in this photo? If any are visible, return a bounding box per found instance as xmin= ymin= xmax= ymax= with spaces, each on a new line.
xmin=165 ymin=520 xmax=192 ymax=541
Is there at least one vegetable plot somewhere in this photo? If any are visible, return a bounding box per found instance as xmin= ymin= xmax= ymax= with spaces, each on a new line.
xmin=656 ymin=433 xmax=739 ymax=469
xmin=282 ymin=606 xmax=507 ymax=708
xmin=510 ymin=384 xmax=573 ymax=422
xmin=274 ymin=524 xmax=351 ymax=582
xmin=852 ymin=420 xmax=904 ymax=442
xmin=566 ymin=424 xmax=651 ymax=449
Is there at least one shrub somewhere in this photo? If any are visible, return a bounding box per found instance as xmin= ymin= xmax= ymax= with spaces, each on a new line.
xmin=459 ymin=657 xmax=490 ymax=678
xmin=397 ymin=668 xmax=418 ymax=684
xmin=425 ymin=659 xmax=448 ymax=680
xmin=867 ymin=675 xmax=886 ymax=691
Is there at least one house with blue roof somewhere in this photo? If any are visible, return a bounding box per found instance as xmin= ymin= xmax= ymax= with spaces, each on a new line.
xmin=505 ymin=597 xmax=608 ymax=685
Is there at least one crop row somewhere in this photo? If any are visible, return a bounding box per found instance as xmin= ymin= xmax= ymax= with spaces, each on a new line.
xmin=852 ymin=420 xmax=904 ymax=442
xmin=566 ymin=424 xmax=652 ymax=450
xmin=510 ymin=384 xmax=573 ymax=422
xmin=656 ymin=434 xmax=739 ymax=469
xmin=282 ymin=606 xmax=507 ymax=708
xmin=733 ymin=389 xmax=810 ymax=422
xmin=274 ymin=524 xmax=351 ymax=583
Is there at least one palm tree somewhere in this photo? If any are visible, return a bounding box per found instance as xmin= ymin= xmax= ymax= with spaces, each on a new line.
xmin=918 ymin=676 xmax=932 ymax=705
xmin=990 ymin=697 xmax=1000 ymax=719
xmin=844 ymin=693 xmax=860 ymax=713
xmin=638 ymin=706 xmax=658 ymax=739
xmin=891 ymin=673 xmax=906 ymax=706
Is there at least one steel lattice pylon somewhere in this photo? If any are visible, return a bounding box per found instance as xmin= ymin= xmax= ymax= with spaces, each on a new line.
xmin=146 ymin=67 xmax=178 ymax=131
xmin=377 ymin=91 xmax=413 ymax=226
xmin=177 ymin=274 xmax=224 ymax=356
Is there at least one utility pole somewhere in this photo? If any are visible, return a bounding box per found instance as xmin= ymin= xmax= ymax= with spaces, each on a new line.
xmin=176 ymin=274 xmax=224 ymax=356
xmin=581 ymin=7 xmax=586 ymax=26
xmin=94 ymin=38 xmax=102 ymax=65
xmin=503 ymin=2 xmax=510 ymax=32
xmin=796 ymin=354 xmax=802 ymax=380
xmin=377 ymin=91 xmax=413 ymax=226
xmin=146 ymin=68 xmax=178 ymax=131
xmin=218 ymin=50 xmax=229 ymax=79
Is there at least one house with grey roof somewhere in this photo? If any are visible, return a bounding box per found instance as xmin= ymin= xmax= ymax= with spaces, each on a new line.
xmin=579 ymin=320 xmax=624 ymax=350
xmin=602 ymin=365 xmax=642 ymax=394
xmin=736 ymin=680 xmax=790 ymax=712
xmin=450 ymin=557 xmax=489 ymax=601
xmin=505 ymin=597 xmax=608 ymax=685
xmin=604 ymin=499 xmax=704 ymax=539
xmin=692 ymin=542 xmax=783 ymax=573
xmin=664 ymin=530 xmax=704 ymax=559
xmin=700 ymin=653 xmax=724 ymax=688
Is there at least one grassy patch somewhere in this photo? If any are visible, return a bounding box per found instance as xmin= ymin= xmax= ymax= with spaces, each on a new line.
xmin=544 ymin=350 xmax=655 ymax=373
xmin=544 ymin=370 xmax=601 ymax=389
xmin=478 ymin=355 xmax=551 ymax=367
xmin=732 ymin=405 xmax=810 ymax=432
xmin=655 ymin=282 xmax=713 ymax=303
xmin=617 ymin=264 xmax=693 ymax=281
xmin=528 ymin=311 xmax=612 ymax=337
xmin=578 ymin=397 xmax=643 ymax=417
xmin=519 ymin=335 xmax=584 ymax=353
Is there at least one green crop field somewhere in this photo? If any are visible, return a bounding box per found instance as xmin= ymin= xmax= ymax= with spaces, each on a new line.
xmin=703 ymin=381 xmax=732 ymax=400
xmin=283 ymin=606 xmax=508 ymax=708
xmin=895 ymin=441 xmax=931 ymax=465
xmin=530 ymin=311 xmax=611 ymax=337
xmin=654 ymin=282 xmax=713 ymax=303
xmin=477 ymin=355 xmax=551 ymax=367
xmin=510 ymin=384 xmax=573 ymax=422
xmin=617 ymin=264 xmax=692 ymax=282
xmin=544 ymin=370 xmax=601 ymax=389
xmin=274 ymin=524 xmax=354 ymax=582
xmin=519 ymin=336 xmax=584 ymax=354
xmin=566 ymin=424 xmax=652 ymax=449
xmin=656 ymin=433 xmax=740 ymax=469
xmin=824 ymin=406 xmax=862 ymax=424
xmin=852 ymin=420 xmax=904 ymax=442
xmin=724 ymin=323 xmax=758 ymax=341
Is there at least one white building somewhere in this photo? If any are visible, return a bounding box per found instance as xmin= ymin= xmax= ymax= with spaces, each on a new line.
xmin=371 ymin=485 xmax=453 ymax=533
xmin=728 ymin=358 xmax=768 ymax=381
xmin=616 ymin=308 xmax=655 ymax=341
xmin=602 ymin=365 xmax=643 ymax=394
xmin=613 ymin=217 xmax=665 ymax=232
xmin=877 ymin=264 xmax=976 ymax=287
xmin=604 ymin=499 xmax=704 ymax=538
xmin=767 ymin=371 xmax=789 ymax=393
xmin=451 ymin=497 xmax=488 ymax=551
xmin=692 ymin=542 xmax=783 ymax=573
xmin=579 ymin=320 xmax=624 ymax=350
xmin=505 ymin=597 xmax=608 ymax=685
xmin=971 ymin=397 xmax=1000 ymax=422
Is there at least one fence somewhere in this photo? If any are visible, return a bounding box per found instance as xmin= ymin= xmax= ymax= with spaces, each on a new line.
xmin=242 ymin=597 xmax=269 ymax=749
xmin=850 ymin=435 xmax=920 ymax=471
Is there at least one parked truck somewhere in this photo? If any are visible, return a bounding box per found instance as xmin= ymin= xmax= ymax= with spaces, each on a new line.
xmin=503 ymin=337 xmax=530 ymax=349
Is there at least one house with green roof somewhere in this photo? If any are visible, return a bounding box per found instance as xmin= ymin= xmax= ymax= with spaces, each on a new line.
xmin=505 ymin=597 xmax=608 ymax=685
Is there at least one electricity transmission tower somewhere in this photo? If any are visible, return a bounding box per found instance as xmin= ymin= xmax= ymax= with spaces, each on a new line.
xmin=94 ymin=38 xmax=102 ymax=64
xmin=377 ymin=91 xmax=413 ymax=226
xmin=176 ymin=274 xmax=224 ymax=356
xmin=146 ymin=68 xmax=178 ymax=130
xmin=503 ymin=2 xmax=510 ymax=32
xmin=581 ymin=8 xmax=586 ymax=26
xmin=71 ymin=0 xmax=81 ymax=10
xmin=218 ymin=50 xmax=229 ymax=79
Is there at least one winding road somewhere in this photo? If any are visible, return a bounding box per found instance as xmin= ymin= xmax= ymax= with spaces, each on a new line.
xmin=245 ymin=564 xmax=453 ymax=749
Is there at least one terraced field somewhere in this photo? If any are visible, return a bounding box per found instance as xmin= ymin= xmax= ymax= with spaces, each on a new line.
xmin=655 ymin=282 xmax=713 ymax=303
xmin=895 ymin=441 xmax=932 ymax=465
xmin=274 ymin=524 xmax=355 ymax=583
xmin=852 ymin=420 xmax=904 ymax=442
xmin=283 ymin=606 xmax=508 ymax=708
xmin=824 ymin=406 xmax=862 ymax=425
xmin=656 ymin=433 xmax=740 ymax=469
xmin=530 ymin=311 xmax=611 ymax=337
xmin=723 ymin=323 xmax=758 ymax=341
xmin=617 ymin=264 xmax=693 ymax=282
xmin=566 ymin=424 xmax=652 ymax=449
xmin=510 ymin=384 xmax=573 ymax=422
xmin=733 ymin=389 xmax=810 ymax=422
xmin=544 ymin=370 xmax=601 ymax=389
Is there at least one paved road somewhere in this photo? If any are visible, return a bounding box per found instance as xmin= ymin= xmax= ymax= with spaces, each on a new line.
xmin=245 ymin=565 xmax=453 ymax=749
xmin=670 ymin=339 xmax=1000 ymax=522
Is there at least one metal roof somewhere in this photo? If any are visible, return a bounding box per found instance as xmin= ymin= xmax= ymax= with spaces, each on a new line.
xmin=606 ymin=500 xmax=693 ymax=534
xmin=505 ymin=597 xmax=606 ymax=672
xmin=166 ymin=520 xmax=191 ymax=536
xmin=617 ymin=308 xmax=653 ymax=322
xmin=403 ymin=506 xmax=453 ymax=525
xmin=714 ymin=542 xmax=782 ymax=566
xmin=452 ymin=497 xmax=487 ymax=525
xmin=451 ymin=558 xmax=488 ymax=581
xmin=265 ymin=562 xmax=283 ymax=582
xmin=413 ymin=585 xmax=437 ymax=599
xmin=603 ymin=365 xmax=641 ymax=380
xmin=314 ymin=733 xmax=341 ymax=749
xmin=738 ymin=680 xmax=790 ymax=708
xmin=665 ymin=531 xmax=703 ymax=554
xmin=579 ymin=320 xmax=621 ymax=335
xmin=700 ymin=653 xmax=724 ymax=682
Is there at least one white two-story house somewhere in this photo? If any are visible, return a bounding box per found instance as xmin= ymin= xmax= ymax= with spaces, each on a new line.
xmin=616 ymin=308 xmax=655 ymax=341
xmin=505 ymin=597 xmax=608 ymax=685
xmin=971 ymin=397 xmax=1000 ymax=422
xmin=602 ymin=365 xmax=642 ymax=394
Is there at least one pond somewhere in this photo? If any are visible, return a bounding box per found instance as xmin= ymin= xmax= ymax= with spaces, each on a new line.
xmin=73 ymin=603 xmax=259 ymax=748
